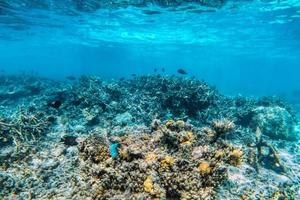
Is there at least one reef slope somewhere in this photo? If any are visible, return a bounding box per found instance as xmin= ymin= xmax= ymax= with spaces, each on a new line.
xmin=0 ymin=75 xmax=299 ymax=199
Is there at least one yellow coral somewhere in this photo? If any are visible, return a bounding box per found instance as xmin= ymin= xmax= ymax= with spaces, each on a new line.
xmin=270 ymin=191 xmax=287 ymax=200
xmin=181 ymin=131 xmax=194 ymax=145
xmin=92 ymin=146 xmax=110 ymax=162
xmin=165 ymin=120 xmax=175 ymax=128
xmin=241 ymin=193 xmax=247 ymax=200
xmin=181 ymin=141 xmax=192 ymax=145
xmin=187 ymin=131 xmax=193 ymax=139
xmin=145 ymin=152 xmax=157 ymax=162
xmin=160 ymin=156 xmax=175 ymax=169
xmin=119 ymin=148 xmax=129 ymax=160
xmin=144 ymin=176 xmax=154 ymax=193
xmin=198 ymin=161 xmax=211 ymax=175
xmin=176 ymin=120 xmax=185 ymax=128
xmin=229 ymin=149 xmax=243 ymax=166
xmin=214 ymin=150 xmax=225 ymax=159
xmin=202 ymin=127 xmax=216 ymax=138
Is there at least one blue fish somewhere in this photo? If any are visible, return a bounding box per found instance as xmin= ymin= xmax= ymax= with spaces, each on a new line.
xmin=109 ymin=143 xmax=120 ymax=159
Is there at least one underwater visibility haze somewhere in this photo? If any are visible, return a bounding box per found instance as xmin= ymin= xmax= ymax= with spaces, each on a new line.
xmin=0 ymin=0 xmax=300 ymax=199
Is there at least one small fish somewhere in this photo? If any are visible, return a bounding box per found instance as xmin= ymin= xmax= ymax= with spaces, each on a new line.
xmin=48 ymin=100 xmax=62 ymax=109
xmin=131 ymin=74 xmax=137 ymax=77
xmin=47 ymin=116 xmax=56 ymax=123
xmin=109 ymin=143 xmax=120 ymax=159
xmin=119 ymin=77 xmax=125 ymax=81
xmin=154 ymin=68 xmax=158 ymax=73
xmin=143 ymin=10 xmax=162 ymax=15
xmin=162 ymin=68 xmax=165 ymax=72
xmin=66 ymin=76 xmax=76 ymax=81
xmin=177 ymin=68 xmax=188 ymax=75
xmin=61 ymin=135 xmax=78 ymax=146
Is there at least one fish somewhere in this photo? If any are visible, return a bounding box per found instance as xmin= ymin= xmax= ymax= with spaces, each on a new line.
xmin=48 ymin=100 xmax=62 ymax=109
xmin=119 ymin=77 xmax=125 ymax=81
xmin=66 ymin=76 xmax=76 ymax=81
xmin=61 ymin=135 xmax=78 ymax=146
xmin=143 ymin=10 xmax=162 ymax=15
xmin=177 ymin=68 xmax=187 ymax=75
xmin=162 ymin=68 xmax=165 ymax=72
xmin=131 ymin=74 xmax=137 ymax=77
xmin=154 ymin=68 xmax=158 ymax=73
xmin=109 ymin=143 xmax=120 ymax=159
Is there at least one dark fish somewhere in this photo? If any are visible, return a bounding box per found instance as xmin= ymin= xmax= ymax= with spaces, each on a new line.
xmin=154 ymin=68 xmax=158 ymax=73
xmin=66 ymin=76 xmax=76 ymax=81
xmin=61 ymin=135 xmax=78 ymax=146
xmin=162 ymin=68 xmax=165 ymax=72
xmin=177 ymin=68 xmax=187 ymax=75
xmin=47 ymin=116 xmax=56 ymax=123
xmin=143 ymin=10 xmax=162 ymax=15
xmin=48 ymin=100 xmax=62 ymax=109
xmin=131 ymin=74 xmax=137 ymax=77
xmin=119 ymin=77 xmax=125 ymax=81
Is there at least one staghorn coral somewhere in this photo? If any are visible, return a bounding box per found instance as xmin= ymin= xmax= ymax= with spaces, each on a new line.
xmin=0 ymin=107 xmax=51 ymax=147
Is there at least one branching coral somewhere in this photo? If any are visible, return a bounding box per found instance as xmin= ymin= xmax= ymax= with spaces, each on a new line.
xmin=78 ymin=119 xmax=241 ymax=199
xmin=0 ymin=75 xmax=298 ymax=199
xmin=0 ymin=107 xmax=51 ymax=147
xmin=211 ymin=118 xmax=235 ymax=142
xmin=212 ymin=118 xmax=235 ymax=134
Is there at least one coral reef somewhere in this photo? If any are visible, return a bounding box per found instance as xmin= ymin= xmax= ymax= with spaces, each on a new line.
xmin=251 ymin=106 xmax=297 ymax=140
xmin=0 ymin=74 xmax=299 ymax=199
xmin=78 ymin=120 xmax=236 ymax=199
xmin=0 ymin=107 xmax=52 ymax=147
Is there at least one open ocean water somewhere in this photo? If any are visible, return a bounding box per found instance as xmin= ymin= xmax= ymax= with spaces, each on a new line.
xmin=0 ymin=0 xmax=300 ymax=199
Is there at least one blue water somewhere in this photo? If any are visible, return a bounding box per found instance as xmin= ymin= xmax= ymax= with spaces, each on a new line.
xmin=0 ymin=0 xmax=300 ymax=98
xmin=1 ymin=2 xmax=300 ymax=199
